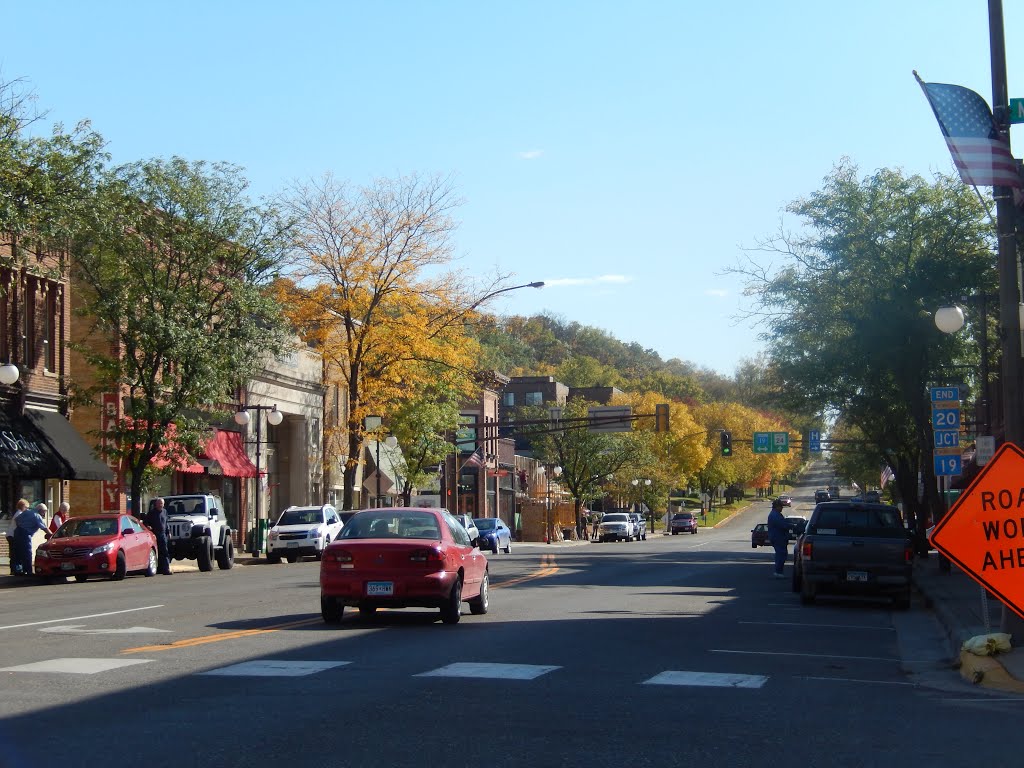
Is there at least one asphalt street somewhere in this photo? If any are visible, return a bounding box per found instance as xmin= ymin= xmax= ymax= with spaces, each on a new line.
xmin=1 ymin=470 xmax=1022 ymax=767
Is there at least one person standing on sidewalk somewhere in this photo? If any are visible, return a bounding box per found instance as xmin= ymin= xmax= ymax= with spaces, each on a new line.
xmin=144 ymin=497 xmax=172 ymax=575
xmin=767 ymin=497 xmax=790 ymax=578
xmin=49 ymin=501 xmax=69 ymax=534
xmin=13 ymin=499 xmax=50 ymax=576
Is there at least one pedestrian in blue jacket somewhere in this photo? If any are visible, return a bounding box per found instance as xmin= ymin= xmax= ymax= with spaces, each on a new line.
xmin=767 ymin=497 xmax=790 ymax=578
xmin=12 ymin=499 xmax=50 ymax=576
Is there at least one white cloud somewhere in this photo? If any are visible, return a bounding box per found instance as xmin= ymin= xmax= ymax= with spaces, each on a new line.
xmin=518 ymin=150 xmax=544 ymax=160
xmin=704 ymin=289 xmax=728 ymax=298
xmin=543 ymin=274 xmax=632 ymax=287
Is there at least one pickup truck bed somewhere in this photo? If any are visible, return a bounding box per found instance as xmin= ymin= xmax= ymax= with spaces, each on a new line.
xmin=792 ymin=502 xmax=913 ymax=609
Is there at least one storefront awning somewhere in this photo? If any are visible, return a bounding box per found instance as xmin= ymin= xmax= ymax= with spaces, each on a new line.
xmin=0 ymin=408 xmax=73 ymax=479
xmin=24 ymin=409 xmax=115 ymax=481
xmin=150 ymin=427 xmax=257 ymax=478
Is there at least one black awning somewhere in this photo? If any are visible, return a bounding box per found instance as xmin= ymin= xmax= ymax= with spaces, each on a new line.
xmin=0 ymin=408 xmax=73 ymax=479
xmin=23 ymin=409 xmax=114 ymax=481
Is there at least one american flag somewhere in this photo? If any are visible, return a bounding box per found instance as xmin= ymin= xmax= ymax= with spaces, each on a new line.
xmin=916 ymin=74 xmax=1022 ymax=188
xmin=880 ymin=465 xmax=894 ymax=489
xmin=461 ymin=446 xmax=485 ymax=469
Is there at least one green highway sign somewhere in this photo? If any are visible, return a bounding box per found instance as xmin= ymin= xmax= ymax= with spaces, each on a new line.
xmin=1011 ymin=98 xmax=1024 ymax=124
xmin=753 ymin=431 xmax=790 ymax=454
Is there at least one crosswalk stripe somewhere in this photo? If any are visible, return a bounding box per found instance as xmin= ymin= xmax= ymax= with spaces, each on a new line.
xmin=644 ymin=671 xmax=768 ymax=688
xmin=415 ymin=662 xmax=560 ymax=680
xmin=198 ymin=660 xmax=350 ymax=677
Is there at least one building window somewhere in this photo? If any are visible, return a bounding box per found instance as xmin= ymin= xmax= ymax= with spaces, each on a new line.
xmin=524 ymin=391 xmax=543 ymax=405
xmin=20 ymin=280 xmax=33 ymax=367
xmin=42 ymin=286 xmax=57 ymax=372
xmin=502 ymin=392 xmax=515 ymax=407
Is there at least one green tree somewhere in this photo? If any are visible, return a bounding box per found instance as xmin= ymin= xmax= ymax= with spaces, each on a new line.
xmin=731 ymin=162 xmax=994 ymax=532
xmin=73 ymin=157 xmax=292 ymax=516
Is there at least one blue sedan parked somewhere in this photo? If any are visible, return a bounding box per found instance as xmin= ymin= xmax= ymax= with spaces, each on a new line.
xmin=473 ymin=517 xmax=512 ymax=554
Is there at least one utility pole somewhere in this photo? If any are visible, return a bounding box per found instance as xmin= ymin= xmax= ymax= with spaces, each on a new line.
xmin=988 ymin=0 xmax=1024 ymax=635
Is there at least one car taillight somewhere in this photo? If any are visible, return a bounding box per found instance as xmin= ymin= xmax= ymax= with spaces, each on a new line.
xmin=904 ymin=542 xmax=913 ymax=563
xmin=409 ymin=547 xmax=445 ymax=565
xmin=801 ymin=541 xmax=813 ymax=561
xmin=323 ymin=549 xmax=353 ymax=568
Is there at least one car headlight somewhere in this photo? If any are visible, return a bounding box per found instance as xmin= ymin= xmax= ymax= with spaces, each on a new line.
xmin=268 ymin=531 xmax=279 ymax=540
xmin=36 ymin=548 xmax=50 ymax=559
xmin=308 ymin=527 xmax=323 ymax=539
xmin=90 ymin=542 xmax=114 ymax=556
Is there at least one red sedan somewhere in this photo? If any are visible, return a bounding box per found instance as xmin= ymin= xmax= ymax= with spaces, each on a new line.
xmin=320 ymin=507 xmax=489 ymax=625
xmin=34 ymin=514 xmax=158 ymax=583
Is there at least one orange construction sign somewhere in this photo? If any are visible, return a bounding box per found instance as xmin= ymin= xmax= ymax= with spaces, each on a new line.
xmin=929 ymin=441 xmax=1024 ymax=619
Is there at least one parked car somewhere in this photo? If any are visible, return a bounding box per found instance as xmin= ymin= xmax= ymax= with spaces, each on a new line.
xmin=267 ymin=504 xmax=343 ymax=563
xmin=785 ymin=515 xmax=808 ymax=540
xmin=473 ymin=517 xmax=512 ymax=554
xmin=597 ymin=512 xmax=634 ymax=542
xmin=751 ymin=522 xmax=770 ymax=548
xmin=671 ymin=511 xmax=698 ymax=534
xmin=629 ymin=513 xmax=647 ymax=540
xmin=828 ymin=485 xmax=840 ymax=500
xmin=319 ymin=507 xmax=489 ymax=625
xmin=777 ymin=495 xmax=793 ymax=507
xmin=814 ymin=489 xmax=831 ymax=503
xmin=453 ymin=514 xmax=481 ymax=544
xmin=34 ymin=514 xmax=157 ymax=582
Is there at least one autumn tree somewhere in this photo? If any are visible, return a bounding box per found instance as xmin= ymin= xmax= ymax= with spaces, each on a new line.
xmin=73 ymin=157 xmax=292 ymax=515
xmin=278 ymin=173 xmax=513 ymax=509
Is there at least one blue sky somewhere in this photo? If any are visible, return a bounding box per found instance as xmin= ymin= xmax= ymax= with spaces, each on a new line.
xmin=3 ymin=1 xmax=1021 ymax=376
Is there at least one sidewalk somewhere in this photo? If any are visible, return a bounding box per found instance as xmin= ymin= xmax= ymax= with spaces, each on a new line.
xmin=913 ymin=554 xmax=1024 ymax=693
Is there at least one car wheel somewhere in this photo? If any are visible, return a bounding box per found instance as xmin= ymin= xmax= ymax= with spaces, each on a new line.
xmin=321 ymin=595 xmax=343 ymax=624
xmin=216 ymin=538 xmax=234 ymax=570
xmin=791 ymin=564 xmax=802 ymax=593
xmin=503 ymin=539 xmax=511 ymax=554
xmin=672 ymin=531 xmax=677 ymax=535
xmin=286 ymin=554 xmax=298 ymax=564
xmin=491 ymin=541 xmax=499 ymax=555
xmin=440 ymin=578 xmax=463 ymax=624
xmin=267 ymin=552 xmax=281 ymax=564
xmin=111 ymin=550 xmax=127 ymax=581
xmin=469 ymin=571 xmax=489 ymax=615
xmin=74 ymin=574 xmax=88 ymax=583
xmin=800 ymin=578 xmax=817 ymax=605
xmin=358 ymin=605 xmax=376 ymax=618
xmin=144 ymin=548 xmax=157 ymax=577
xmin=196 ymin=536 xmax=214 ymax=572
xmin=316 ymin=536 xmax=330 ymax=561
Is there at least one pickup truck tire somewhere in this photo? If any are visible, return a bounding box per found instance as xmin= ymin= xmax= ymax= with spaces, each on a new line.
xmin=216 ymin=538 xmax=234 ymax=570
xmin=196 ymin=536 xmax=214 ymax=572
xmin=800 ymin=578 xmax=817 ymax=605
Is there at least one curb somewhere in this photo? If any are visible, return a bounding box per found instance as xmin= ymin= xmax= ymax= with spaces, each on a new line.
xmin=958 ymin=650 xmax=1024 ymax=693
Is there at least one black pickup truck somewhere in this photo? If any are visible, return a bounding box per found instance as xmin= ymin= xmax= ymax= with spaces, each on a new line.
xmin=791 ymin=501 xmax=913 ymax=609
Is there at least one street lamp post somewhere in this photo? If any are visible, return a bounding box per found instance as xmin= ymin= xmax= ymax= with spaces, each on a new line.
xmin=376 ymin=435 xmax=399 ymax=507
xmin=935 ymin=296 xmax=992 ymax=434
xmin=234 ymin=403 xmax=284 ymax=555
xmin=543 ymin=464 xmax=561 ymax=543
xmin=632 ymin=478 xmax=651 ymax=532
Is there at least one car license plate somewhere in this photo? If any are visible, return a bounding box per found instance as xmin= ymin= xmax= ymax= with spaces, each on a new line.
xmin=60 ymin=562 xmax=75 ymax=571
xmin=287 ymin=541 xmax=299 ymax=548
xmin=366 ymin=581 xmax=393 ymax=596
xmin=846 ymin=571 xmax=868 ymax=582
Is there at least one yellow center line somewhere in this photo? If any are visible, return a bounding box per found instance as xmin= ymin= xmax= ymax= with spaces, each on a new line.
xmin=121 ymin=617 xmax=321 ymax=654
xmin=122 ymin=554 xmax=559 ymax=654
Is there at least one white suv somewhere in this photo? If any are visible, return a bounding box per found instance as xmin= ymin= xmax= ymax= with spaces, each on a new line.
xmin=267 ymin=504 xmax=342 ymax=563
xmin=597 ymin=512 xmax=635 ymax=542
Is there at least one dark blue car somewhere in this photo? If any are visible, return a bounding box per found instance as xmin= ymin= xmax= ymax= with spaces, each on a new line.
xmin=473 ymin=517 xmax=512 ymax=554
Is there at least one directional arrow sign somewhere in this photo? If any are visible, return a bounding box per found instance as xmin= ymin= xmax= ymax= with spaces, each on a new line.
xmin=39 ymin=625 xmax=170 ymax=635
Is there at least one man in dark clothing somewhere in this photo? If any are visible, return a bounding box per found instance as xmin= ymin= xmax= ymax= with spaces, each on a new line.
xmin=145 ymin=497 xmax=172 ymax=575
xmin=767 ymin=497 xmax=791 ymax=578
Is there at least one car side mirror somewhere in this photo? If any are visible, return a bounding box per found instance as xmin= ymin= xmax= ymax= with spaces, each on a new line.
xmin=209 ymin=508 xmax=218 ymax=518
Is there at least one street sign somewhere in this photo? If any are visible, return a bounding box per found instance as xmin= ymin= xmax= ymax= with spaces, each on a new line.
xmin=933 ymin=453 xmax=961 ymax=476
xmin=1011 ymin=98 xmax=1024 ymax=124
xmin=933 ymin=430 xmax=960 ymax=448
xmin=977 ymin=435 xmax=996 ymax=466
xmin=932 ymin=407 xmax=961 ymax=430
xmin=930 ymin=386 xmax=960 ymax=403
xmin=753 ymin=431 xmax=789 ymax=453
xmin=929 ymin=442 xmax=1024 ymax=619
xmin=808 ymin=429 xmax=821 ymax=453
xmin=587 ymin=406 xmax=632 ymax=433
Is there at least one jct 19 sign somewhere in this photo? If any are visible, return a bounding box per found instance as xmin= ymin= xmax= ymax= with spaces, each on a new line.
xmin=931 ymin=386 xmax=962 ymax=477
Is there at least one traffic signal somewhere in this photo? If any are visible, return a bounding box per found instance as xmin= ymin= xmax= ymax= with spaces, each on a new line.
xmin=655 ymin=403 xmax=670 ymax=432
xmin=720 ymin=430 xmax=733 ymax=457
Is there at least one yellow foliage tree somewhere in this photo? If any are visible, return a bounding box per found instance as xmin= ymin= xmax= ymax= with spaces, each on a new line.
xmin=276 ymin=173 xmax=512 ymax=508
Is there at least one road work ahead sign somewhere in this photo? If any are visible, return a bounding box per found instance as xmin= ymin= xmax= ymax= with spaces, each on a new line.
xmin=929 ymin=441 xmax=1024 ymax=619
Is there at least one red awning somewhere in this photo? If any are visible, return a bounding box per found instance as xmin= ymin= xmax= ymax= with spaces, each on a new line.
xmin=148 ymin=427 xmax=257 ymax=477
xmin=204 ymin=429 xmax=258 ymax=478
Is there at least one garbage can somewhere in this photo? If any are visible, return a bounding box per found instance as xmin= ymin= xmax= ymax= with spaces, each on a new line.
xmin=249 ymin=520 xmax=269 ymax=555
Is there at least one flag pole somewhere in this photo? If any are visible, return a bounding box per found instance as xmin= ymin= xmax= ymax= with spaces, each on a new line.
xmin=988 ymin=0 xmax=1024 ymax=636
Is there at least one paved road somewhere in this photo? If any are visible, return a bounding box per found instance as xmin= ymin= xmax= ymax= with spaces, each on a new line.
xmin=2 ymin=471 xmax=1022 ymax=767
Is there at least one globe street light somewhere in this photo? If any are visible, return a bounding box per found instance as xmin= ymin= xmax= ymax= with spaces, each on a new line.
xmin=234 ymin=404 xmax=284 ymax=554
xmin=0 ymin=363 xmax=20 ymax=386
xmin=632 ymin=478 xmax=652 ymax=532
